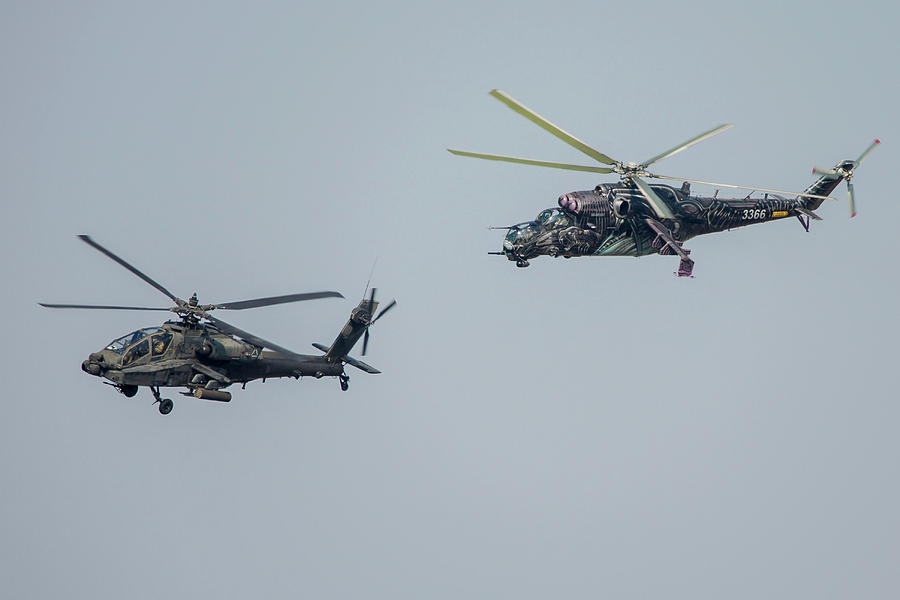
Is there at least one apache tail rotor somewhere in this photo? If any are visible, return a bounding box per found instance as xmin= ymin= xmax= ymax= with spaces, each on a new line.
xmin=360 ymin=287 xmax=397 ymax=356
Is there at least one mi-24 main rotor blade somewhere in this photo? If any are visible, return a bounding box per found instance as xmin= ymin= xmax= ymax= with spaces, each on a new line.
xmin=206 ymin=315 xmax=303 ymax=359
xmin=38 ymin=303 xmax=171 ymax=311
xmin=641 ymin=124 xmax=734 ymax=168
xmin=651 ymin=174 xmax=837 ymax=201
xmin=447 ymin=150 xmax=614 ymax=174
xmin=214 ymin=291 xmax=344 ymax=311
xmin=489 ymin=90 xmax=618 ymax=166
xmin=78 ymin=235 xmax=179 ymax=302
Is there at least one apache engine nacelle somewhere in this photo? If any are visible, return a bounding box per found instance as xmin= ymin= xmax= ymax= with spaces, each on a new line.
xmin=195 ymin=336 xmax=253 ymax=360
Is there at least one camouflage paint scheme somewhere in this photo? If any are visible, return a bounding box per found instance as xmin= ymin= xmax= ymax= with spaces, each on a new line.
xmin=79 ymin=295 xmax=383 ymax=409
xmin=42 ymin=235 xmax=393 ymax=414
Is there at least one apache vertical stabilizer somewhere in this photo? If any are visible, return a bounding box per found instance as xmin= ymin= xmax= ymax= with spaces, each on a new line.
xmin=311 ymin=288 xmax=397 ymax=384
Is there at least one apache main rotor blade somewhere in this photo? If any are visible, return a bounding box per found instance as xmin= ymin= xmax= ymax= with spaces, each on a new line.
xmin=207 ymin=316 xmax=303 ymax=359
xmin=215 ymin=291 xmax=344 ymax=310
xmin=489 ymin=90 xmax=618 ymax=166
xmin=651 ymin=174 xmax=837 ymax=201
xmin=78 ymin=235 xmax=179 ymax=302
xmin=631 ymin=176 xmax=675 ymax=220
xmin=641 ymin=124 xmax=734 ymax=168
xmin=38 ymin=303 xmax=171 ymax=311
xmin=447 ymin=149 xmax=615 ymax=174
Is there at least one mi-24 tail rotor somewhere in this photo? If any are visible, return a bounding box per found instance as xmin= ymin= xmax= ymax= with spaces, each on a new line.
xmin=39 ymin=235 xmax=344 ymax=322
xmin=812 ymin=139 xmax=880 ymax=217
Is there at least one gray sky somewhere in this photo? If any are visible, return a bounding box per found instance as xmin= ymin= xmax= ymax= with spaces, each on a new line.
xmin=2 ymin=1 xmax=898 ymax=598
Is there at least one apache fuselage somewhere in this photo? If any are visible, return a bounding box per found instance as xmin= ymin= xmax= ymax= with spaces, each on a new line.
xmin=83 ymin=322 xmax=345 ymax=389
xmin=80 ymin=296 xmax=382 ymax=408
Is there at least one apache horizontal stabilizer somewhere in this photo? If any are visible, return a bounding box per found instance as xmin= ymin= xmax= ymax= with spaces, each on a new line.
xmin=344 ymin=355 xmax=381 ymax=374
xmin=312 ymin=343 xmax=382 ymax=374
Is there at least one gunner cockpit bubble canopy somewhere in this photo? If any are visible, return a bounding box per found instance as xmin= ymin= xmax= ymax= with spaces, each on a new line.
xmin=504 ymin=221 xmax=542 ymax=247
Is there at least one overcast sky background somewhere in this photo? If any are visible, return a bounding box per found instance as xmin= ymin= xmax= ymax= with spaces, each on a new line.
xmin=2 ymin=1 xmax=898 ymax=598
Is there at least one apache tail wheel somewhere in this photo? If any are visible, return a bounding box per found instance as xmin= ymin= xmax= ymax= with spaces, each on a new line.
xmin=340 ymin=376 xmax=350 ymax=392
xmin=158 ymin=398 xmax=174 ymax=415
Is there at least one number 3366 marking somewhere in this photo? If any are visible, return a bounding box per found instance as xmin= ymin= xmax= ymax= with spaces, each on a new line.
xmin=741 ymin=208 xmax=767 ymax=220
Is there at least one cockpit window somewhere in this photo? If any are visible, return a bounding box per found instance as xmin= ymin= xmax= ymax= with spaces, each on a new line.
xmin=536 ymin=208 xmax=572 ymax=230
xmin=504 ymin=221 xmax=542 ymax=247
xmin=537 ymin=209 xmax=554 ymax=225
xmin=517 ymin=223 xmax=539 ymax=242
xmin=123 ymin=339 xmax=150 ymax=366
xmin=106 ymin=327 xmax=162 ymax=354
xmin=151 ymin=333 xmax=173 ymax=357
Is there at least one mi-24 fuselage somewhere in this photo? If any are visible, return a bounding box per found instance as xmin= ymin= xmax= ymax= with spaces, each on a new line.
xmin=500 ymin=167 xmax=851 ymax=276
xmin=450 ymin=89 xmax=879 ymax=277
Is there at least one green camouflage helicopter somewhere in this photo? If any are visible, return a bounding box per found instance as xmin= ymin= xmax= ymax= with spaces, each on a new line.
xmin=40 ymin=236 xmax=395 ymax=415
xmin=450 ymin=90 xmax=879 ymax=277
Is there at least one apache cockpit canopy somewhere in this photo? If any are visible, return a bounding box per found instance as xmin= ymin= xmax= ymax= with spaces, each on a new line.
xmin=106 ymin=327 xmax=163 ymax=354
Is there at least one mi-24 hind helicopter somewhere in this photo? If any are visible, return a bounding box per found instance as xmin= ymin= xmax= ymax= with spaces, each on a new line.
xmin=39 ymin=236 xmax=396 ymax=415
xmin=449 ymin=90 xmax=880 ymax=277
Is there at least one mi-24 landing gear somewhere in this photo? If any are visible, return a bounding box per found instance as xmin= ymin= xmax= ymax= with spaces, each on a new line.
xmin=340 ymin=374 xmax=350 ymax=392
xmin=150 ymin=386 xmax=174 ymax=415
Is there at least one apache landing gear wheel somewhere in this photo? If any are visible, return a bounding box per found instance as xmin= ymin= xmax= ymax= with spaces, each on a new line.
xmin=340 ymin=376 xmax=349 ymax=392
xmin=158 ymin=398 xmax=174 ymax=415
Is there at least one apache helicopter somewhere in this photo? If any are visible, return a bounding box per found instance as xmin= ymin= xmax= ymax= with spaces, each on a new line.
xmin=449 ymin=90 xmax=879 ymax=277
xmin=39 ymin=236 xmax=396 ymax=415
